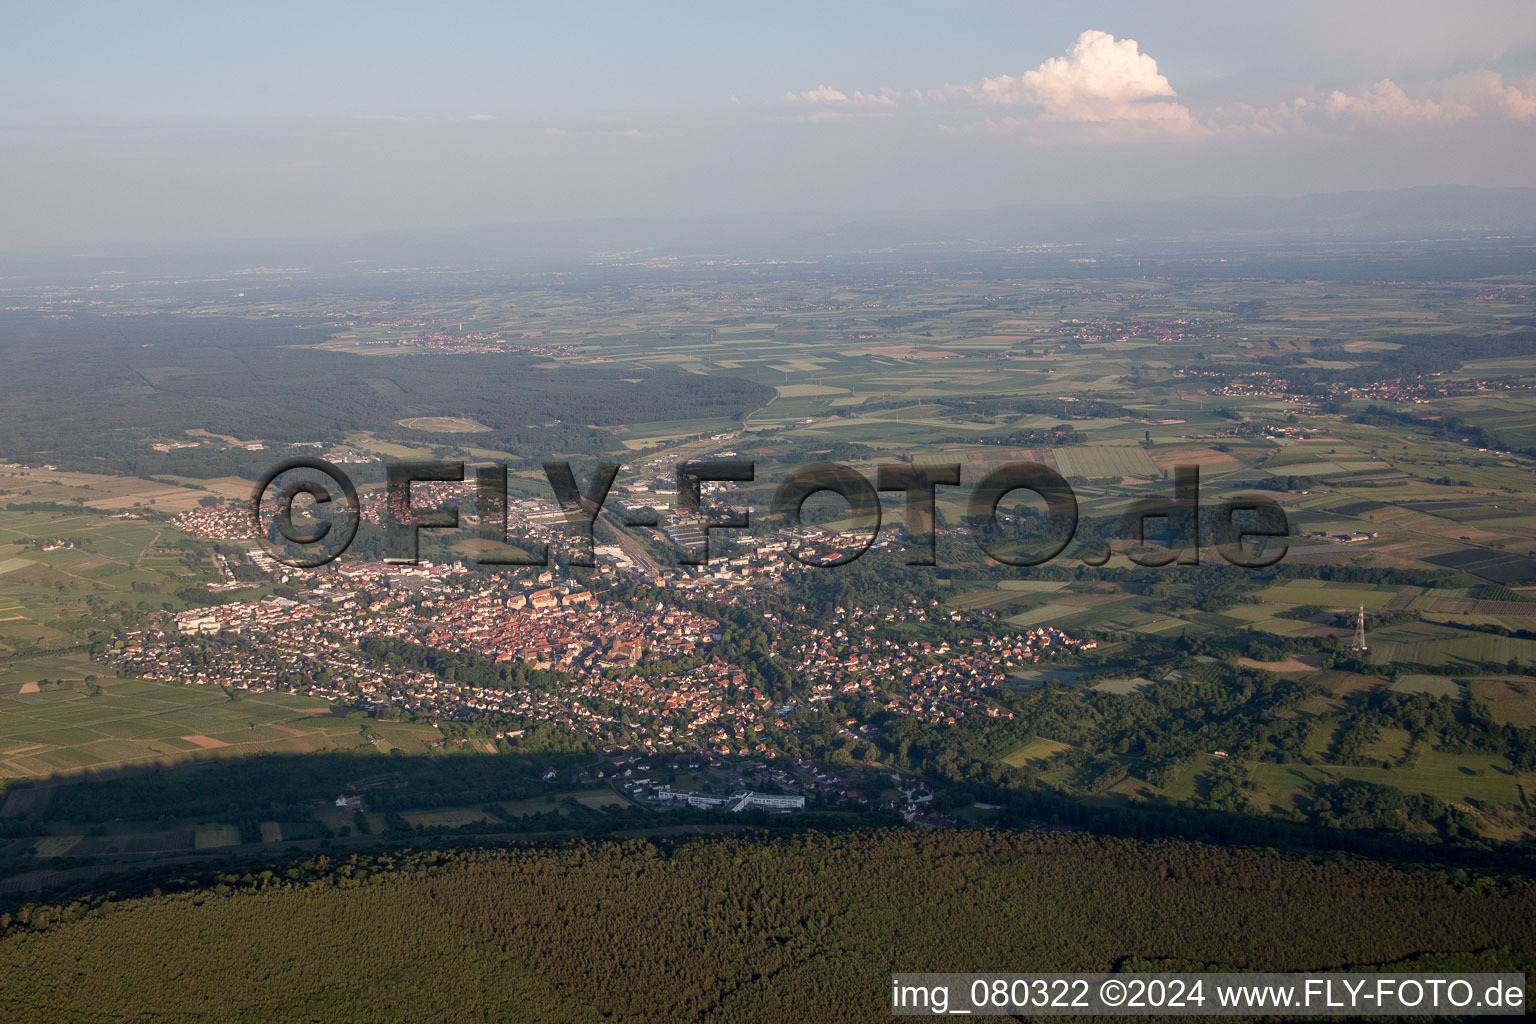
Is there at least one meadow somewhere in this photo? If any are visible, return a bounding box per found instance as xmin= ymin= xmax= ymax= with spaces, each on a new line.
xmin=0 ymin=679 xmax=425 ymax=780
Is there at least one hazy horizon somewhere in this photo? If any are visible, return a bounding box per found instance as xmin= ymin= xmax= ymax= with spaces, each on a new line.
xmin=7 ymin=183 xmax=1536 ymax=273
xmin=4 ymin=1 xmax=1535 ymax=254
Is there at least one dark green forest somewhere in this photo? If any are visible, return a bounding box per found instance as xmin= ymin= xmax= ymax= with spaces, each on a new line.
xmin=0 ymin=313 xmax=772 ymax=476
xmin=0 ymin=829 xmax=1531 ymax=1023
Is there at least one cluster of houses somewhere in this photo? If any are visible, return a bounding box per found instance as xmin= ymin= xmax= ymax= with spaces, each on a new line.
xmin=112 ymin=567 xmax=780 ymax=751
xmin=772 ymin=600 xmax=1091 ymax=724
xmin=371 ymin=327 xmax=573 ymax=357
xmin=1055 ymin=313 xmax=1239 ymax=346
xmin=128 ymin=469 xmax=1101 ymax=755
xmin=415 ymin=584 xmax=718 ymax=672
xmin=172 ymin=503 xmax=259 ymax=540
xmin=131 ymin=535 xmax=1095 ymax=745
xmin=1186 ymin=365 xmax=1533 ymax=409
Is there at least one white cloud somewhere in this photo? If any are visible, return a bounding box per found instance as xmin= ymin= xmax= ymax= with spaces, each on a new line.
xmin=784 ymin=85 xmax=850 ymax=105
xmin=783 ymin=85 xmax=901 ymax=108
xmin=1205 ymin=99 xmax=1313 ymax=137
xmin=850 ymin=88 xmax=902 ymax=108
xmin=1323 ymin=79 xmax=1468 ymax=122
xmin=778 ymin=29 xmax=1536 ymax=141
xmin=962 ymin=31 xmax=1173 ymax=107
xmin=1320 ymin=72 xmax=1536 ymax=123
xmin=932 ymin=30 xmax=1203 ymax=137
xmin=1444 ymin=70 xmax=1536 ymax=121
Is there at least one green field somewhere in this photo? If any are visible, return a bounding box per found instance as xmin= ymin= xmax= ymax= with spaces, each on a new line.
xmin=1246 ymin=749 xmax=1519 ymax=808
xmin=1052 ymin=444 xmax=1159 ymax=479
xmin=395 ymin=416 xmax=493 ymax=433
xmin=1371 ymin=624 xmax=1536 ymax=669
xmin=1391 ymin=674 xmax=1465 ymax=698
xmin=0 ymin=679 xmax=435 ymax=780
xmin=1255 ymin=581 xmax=1399 ymax=610
xmin=1000 ymin=736 xmax=1072 ymax=767
xmin=1467 ymin=677 xmax=1536 ymax=728
xmin=0 ymin=503 xmax=232 ymax=656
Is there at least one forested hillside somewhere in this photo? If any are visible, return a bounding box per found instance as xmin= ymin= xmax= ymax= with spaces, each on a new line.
xmin=1 ymin=829 xmax=1531 ymax=1022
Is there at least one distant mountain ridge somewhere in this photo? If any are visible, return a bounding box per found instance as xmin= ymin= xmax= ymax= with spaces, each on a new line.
xmin=901 ymin=185 xmax=1536 ymax=244
xmin=8 ymin=185 xmax=1536 ymax=277
xmin=342 ymin=185 xmax=1536 ymax=259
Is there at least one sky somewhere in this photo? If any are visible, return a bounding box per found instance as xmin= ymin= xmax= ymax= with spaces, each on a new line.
xmin=3 ymin=0 xmax=1535 ymax=254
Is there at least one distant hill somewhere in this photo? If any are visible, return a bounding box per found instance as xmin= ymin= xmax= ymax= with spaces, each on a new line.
xmin=896 ymin=185 xmax=1536 ymax=246
xmin=8 ymin=185 xmax=1536 ymax=278
xmin=311 ymin=185 xmax=1536 ymax=260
